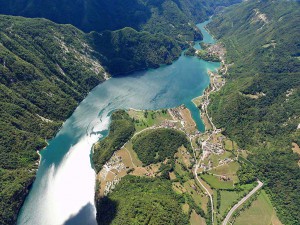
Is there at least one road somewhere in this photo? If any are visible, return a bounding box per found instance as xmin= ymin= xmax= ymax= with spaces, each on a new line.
xmin=189 ymin=130 xmax=214 ymax=224
xmin=222 ymin=180 xmax=263 ymax=225
xmin=194 ymin=165 xmax=214 ymax=224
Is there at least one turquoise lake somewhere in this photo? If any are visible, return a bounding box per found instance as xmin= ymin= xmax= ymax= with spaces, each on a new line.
xmin=17 ymin=21 xmax=219 ymax=225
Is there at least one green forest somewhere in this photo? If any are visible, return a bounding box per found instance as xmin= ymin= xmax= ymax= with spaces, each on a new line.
xmin=93 ymin=110 xmax=135 ymax=173
xmin=0 ymin=0 xmax=241 ymax=40
xmin=96 ymin=175 xmax=189 ymax=225
xmin=89 ymin=27 xmax=182 ymax=75
xmin=132 ymin=128 xmax=190 ymax=165
xmin=207 ymin=0 xmax=300 ymax=224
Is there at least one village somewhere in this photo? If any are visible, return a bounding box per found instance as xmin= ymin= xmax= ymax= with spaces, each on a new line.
xmin=204 ymin=43 xmax=226 ymax=60
xmin=96 ymin=63 xmax=239 ymax=198
xmin=93 ymin=41 xmax=264 ymax=225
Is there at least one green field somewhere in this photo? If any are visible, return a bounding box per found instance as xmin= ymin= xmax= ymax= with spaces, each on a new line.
xmin=219 ymin=191 xmax=240 ymax=216
xmin=183 ymin=180 xmax=203 ymax=206
xmin=174 ymin=161 xmax=192 ymax=184
xmin=211 ymin=161 xmax=240 ymax=174
xmin=224 ymin=140 xmax=234 ymax=151
xmin=123 ymin=141 xmax=143 ymax=167
xmin=224 ymin=139 xmax=239 ymax=151
xmin=233 ymin=191 xmax=282 ymax=225
xmin=190 ymin=210 xmax=206 ymax=225
xmin=201 ymin=174 xmax=234 ymax=190
xmin=210 ymin=162 xmax=240 ymax=183
xmin=128 ymin=109 xmax=171 ymax=131
xmin=205 ymin=151 xmax=233 ymax=167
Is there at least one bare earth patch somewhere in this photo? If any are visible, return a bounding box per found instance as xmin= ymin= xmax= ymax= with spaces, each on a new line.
xmin=292 ymin=142 xmax=300 ymax=154
xmin=292 ymin=142 xmax=300 ymax=166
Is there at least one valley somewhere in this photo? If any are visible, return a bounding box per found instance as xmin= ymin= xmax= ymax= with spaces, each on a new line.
xmin=15 ymin=20 xmax=220 ymax=225
xmin=0 ymin=0 xmax=298 ymax=225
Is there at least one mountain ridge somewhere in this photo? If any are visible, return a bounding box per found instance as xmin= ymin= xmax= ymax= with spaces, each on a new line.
xmin=0 ymin=0 xmax=241 ymax=41
xmin=207 ymin=0 xmax=300 ymax=224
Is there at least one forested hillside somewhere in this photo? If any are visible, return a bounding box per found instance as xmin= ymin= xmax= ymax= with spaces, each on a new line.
xmin=0 ymin=0 xmax=241 ymax=41
xmin=89 ymin=28 xmax=182 ymax=75
xmin=96 ymin=176 xmax=189 ymax=225
xmin=207 ymin=1 xmax=300 ymax=224
xmin=0 ymin=15 xmax=105 ymax=225
xmin=132 ymin=128 xmax=190 ymax=165
xmin=93 ymin=110 xmax=135 ymax=173
xmin=0 ymin=15 xmax=183 ymax=225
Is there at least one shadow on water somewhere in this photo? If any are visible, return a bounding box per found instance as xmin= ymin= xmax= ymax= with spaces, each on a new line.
xmin=63 ymin=203 xmax=97 ymax=225
xmin=63 ymin=198 xmax=118 ymax=225
xmin=96 ymin=197 xmax=118 ymax=225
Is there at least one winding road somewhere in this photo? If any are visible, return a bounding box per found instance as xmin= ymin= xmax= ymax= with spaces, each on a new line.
xmin=222 ymin=180 xmax=263 ymax=225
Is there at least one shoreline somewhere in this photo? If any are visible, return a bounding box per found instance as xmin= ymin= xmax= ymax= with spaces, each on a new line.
xmin=192 ymin=60 xmax=226 ymax=132
xmin=36 ymin=151 xmax=42 ymax=167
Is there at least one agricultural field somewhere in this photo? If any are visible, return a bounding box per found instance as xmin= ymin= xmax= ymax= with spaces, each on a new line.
xmin=201 ymin=174 xmax=235 ymax=189
xmin=127 ymin=109 xmax=172 ymax=131
xmin=190 ymin=210 xmax=206 ymax=225
xmin=292 ymin=142 xmax=300 ymax=166
xmin=219 ymin=191 xmax=240 ymax=216
xmin=123 ymin=141 xmax=143 ymax=167
xmin=180 ymin=107 xmax=197 ymax=134
xmin=224 ymin=139 xmax=238 ymax=151
xmin=210 ymin=161 xmax=240 ymax=183
xmin=202 ymin=113 xmax=213 ymax=131
xmin=233 ymin=191 xmax=282 ymax=225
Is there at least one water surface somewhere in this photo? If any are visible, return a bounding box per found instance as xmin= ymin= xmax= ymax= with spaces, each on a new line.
xmin=17 ymin=21 xmax=219 ymax=225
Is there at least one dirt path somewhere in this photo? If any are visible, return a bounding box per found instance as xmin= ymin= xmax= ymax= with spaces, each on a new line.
xmin=124 ymin=147 xmax=136 ymax=167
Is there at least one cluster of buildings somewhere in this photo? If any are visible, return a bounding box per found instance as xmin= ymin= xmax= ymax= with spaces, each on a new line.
xmin=160 ymin=120 xmax=177 ymax=129
xmin=168 ymin=106 xmax=185 ymax=121
xmin=100 ymin=152 xmax=126 ymax=180
xmin=144 ymin=169 xmax=156 ymax=177
xmin=104 ymin=177 xmax=121 ymax=196
xmin=206 ymin=142 xmax=224 ymax=155
xmin=219 ymin=175 xmax=231 ymax=181
xmin=211 ymin=73 xmax=225 ymax=91
xmin=219 ymin=158 xmax=234 ymax=166
xmin=206 ymin=43 xmax=226 ymax=59
xmin=200 ymin=162 xmax=212 ymax=171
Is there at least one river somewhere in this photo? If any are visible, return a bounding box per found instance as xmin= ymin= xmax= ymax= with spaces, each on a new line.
xmin=17 ymin=21 xmax=219 ymax=225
